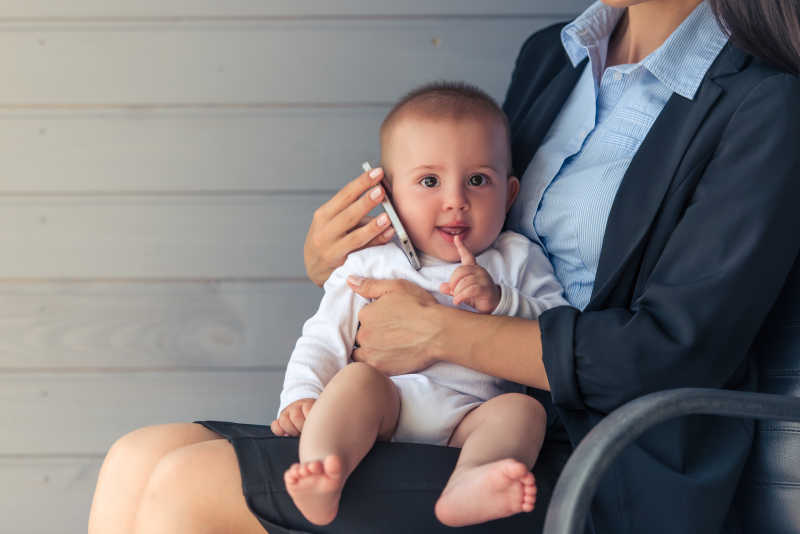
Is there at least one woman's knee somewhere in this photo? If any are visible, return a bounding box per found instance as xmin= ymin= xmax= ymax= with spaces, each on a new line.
xmin=101 ymin=423 xmax=220 ymax=483
xmin=137 ymin=439 xmax=265 ymax=534
xmin=107 ymin=423 xmax=216 ymax=464
xmin=103 ymin=425 xmax=166 ymax=474
xmin=136 ymin=441 xmax=224 ymax=531
xmin=141 ymin=443 xmax=202 ymax=504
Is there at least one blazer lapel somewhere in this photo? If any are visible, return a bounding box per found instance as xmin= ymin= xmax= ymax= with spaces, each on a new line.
xmin=587 ymin=44 xmax=748 ymax=309
xmin=511 ymin=58 xmax=588 ymax=177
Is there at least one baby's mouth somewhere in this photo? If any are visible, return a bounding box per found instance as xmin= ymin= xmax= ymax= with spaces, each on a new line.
xmin=436 ymin=226 xmax=470 ymax=242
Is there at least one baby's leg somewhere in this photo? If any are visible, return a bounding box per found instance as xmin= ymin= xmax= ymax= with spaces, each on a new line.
xmin=435 ymin=393 xmax=546 ymax=527
xmin=285 ymin=362 xmax=400 ymax=526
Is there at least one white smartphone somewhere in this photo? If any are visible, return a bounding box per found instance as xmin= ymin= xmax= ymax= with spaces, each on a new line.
xmin=362 ymin=162 xmax=421 ymax=270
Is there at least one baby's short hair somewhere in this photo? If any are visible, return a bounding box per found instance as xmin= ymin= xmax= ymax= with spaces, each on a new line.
xmin=379 ymin=81 xmax=513 ymax=176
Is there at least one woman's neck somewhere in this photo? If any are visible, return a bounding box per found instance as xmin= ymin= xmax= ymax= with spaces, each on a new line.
xmin=606 ymin=0 xmax=703 ymax=67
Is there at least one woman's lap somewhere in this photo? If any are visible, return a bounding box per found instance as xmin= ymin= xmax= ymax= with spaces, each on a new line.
xmin=197 ymin=420 xmax=571 ymax=534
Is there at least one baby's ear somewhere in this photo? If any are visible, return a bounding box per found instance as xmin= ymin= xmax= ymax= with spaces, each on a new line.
xmin=505 ymin=176 xmax=520 ymax=211
xmin=378 ymin=165 xmax=393 ymax=190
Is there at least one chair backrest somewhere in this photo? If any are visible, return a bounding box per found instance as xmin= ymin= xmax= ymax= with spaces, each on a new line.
xmin=736 ymin=254 xmax=800 ymax=533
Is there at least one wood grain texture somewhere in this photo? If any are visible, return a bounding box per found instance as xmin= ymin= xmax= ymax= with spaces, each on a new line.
xmin=1 ymin=457 xmax=102 ymax=534
xmin=0 ymin=108 xmax=384 ymax=192
xmin=1 ymin=19 xmax=556 ymax=106
xmin=0 ymin=281 xmax=321 ymax=368
xmin=0 ymin=371 xmax=284 ymax=455
xmin=2 ymin=0 xmax=590 ymax=19
xmin=0 ymin=194 xmax=327 ymax=278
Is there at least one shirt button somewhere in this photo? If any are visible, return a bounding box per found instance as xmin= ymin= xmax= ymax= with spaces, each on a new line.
xmin=613 ymin=71 xmax=623 ymax=81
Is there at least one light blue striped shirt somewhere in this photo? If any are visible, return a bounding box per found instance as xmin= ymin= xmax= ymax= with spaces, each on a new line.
xmin=507 ymin=1 xmax=728 ymax=310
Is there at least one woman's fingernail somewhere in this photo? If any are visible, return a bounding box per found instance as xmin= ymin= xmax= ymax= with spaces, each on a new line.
xmin=369 ymin=167 xmax=382 ymax=179
xmin=347 ymin=275 xmax=363 ymax=286
xmin=377 ymin=213 xmax=389 ymax=226
xmin=369 ymin=187 xmax=382 ymax=200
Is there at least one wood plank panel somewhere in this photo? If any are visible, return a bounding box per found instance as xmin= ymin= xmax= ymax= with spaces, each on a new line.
xmin=2 ymin=0 xmax=590 ymax=18
xmin=0 ymin=194 xmax=327 ymax=278
xmin=1 ymin=458 xmax=101 ymax=534
xmin=0 ymin=281 xmax=321 ymax=369
xmin=1 ymin=18 xmax=557 ymax=105
xmin=0 ymin=371 xmax=284 ymax=455
xmin=0 ymin=108 xmax=384 ymax=192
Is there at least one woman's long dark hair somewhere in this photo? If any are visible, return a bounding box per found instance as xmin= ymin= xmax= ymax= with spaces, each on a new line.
xmin=708 ymin=0 xmax=800 ymax=74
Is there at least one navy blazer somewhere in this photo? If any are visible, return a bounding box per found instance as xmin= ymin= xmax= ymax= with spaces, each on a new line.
xmin=503 ymin=24 xmax=800 ymax=534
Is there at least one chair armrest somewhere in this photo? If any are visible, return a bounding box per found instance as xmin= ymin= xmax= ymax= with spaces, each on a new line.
xmin=543 ymin=388 xmax=800 ymax=534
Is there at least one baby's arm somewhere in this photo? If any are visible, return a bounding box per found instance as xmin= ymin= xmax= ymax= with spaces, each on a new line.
xmin=273 ymin=256 xmax=368 ymax=435
xmin=491 ymin=232 xmax=568 ymax=320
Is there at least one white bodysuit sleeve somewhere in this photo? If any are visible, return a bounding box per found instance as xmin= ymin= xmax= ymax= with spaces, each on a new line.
xmin=490 ymin=231 xmax=568 ymax=319
xmin=277 ymin=255 xmax=368 ymax=416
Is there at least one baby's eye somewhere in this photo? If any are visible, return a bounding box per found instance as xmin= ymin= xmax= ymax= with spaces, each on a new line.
xmin=467 ymin=174 xmax=489 ymax=186
xmin=420 ymin=175 xmax=439 ymax=188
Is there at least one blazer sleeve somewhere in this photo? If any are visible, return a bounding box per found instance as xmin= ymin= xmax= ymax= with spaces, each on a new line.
xmin=540 ymin=73 xmax=800 ymax=414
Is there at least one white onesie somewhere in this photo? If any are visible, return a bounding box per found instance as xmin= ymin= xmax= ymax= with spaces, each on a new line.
xmin=278 ymin=230 xmax=567 ymax=445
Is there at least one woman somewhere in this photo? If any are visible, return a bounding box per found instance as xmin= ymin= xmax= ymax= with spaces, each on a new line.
xmin=88 ymin=1 xmax=800 ymax=533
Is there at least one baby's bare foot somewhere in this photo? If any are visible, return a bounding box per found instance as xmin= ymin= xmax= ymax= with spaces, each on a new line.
xmin=284 ymin=454 xmax=345 ymax=525
xmin=434 ymin=459 xmax=536 ymax=527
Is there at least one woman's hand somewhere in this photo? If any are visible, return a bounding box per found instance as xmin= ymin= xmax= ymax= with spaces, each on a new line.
xmin=348 ymin=274 xmax=550 ymax=389
xmin=304 ymin=167 xmax=395 ymax=287
xmin=347 ymin=276 xmax=442 ymax=375
xmin=270 ymin=398 xmax=316 ymax=437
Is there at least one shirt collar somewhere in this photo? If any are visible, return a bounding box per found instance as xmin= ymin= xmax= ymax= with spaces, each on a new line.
xmin=561 ymin=1 xmax=622 ymax=69
xmin=561 ymin=1 xmax=729 ymax=100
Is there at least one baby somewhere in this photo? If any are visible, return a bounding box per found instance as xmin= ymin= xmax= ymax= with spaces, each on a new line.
xmin=272 ymin=81 xmax=567 ymax=527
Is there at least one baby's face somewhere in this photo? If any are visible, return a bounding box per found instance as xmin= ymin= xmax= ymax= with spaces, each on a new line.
xmin=382 ymin=115 xmax=519 ymax=262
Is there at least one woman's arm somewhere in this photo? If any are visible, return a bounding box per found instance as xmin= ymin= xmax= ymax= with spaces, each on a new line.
xmin=303 ymin=166 xmax=394 ymax=286
xmin=347 ymin=275 xmax=552 ymax=390
xmin=540 ymin=73 xmax=800 ymax=414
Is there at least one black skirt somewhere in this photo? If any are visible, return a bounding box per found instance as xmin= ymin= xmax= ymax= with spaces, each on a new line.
xmin=196 ymin=420 xmax=572 ymax=534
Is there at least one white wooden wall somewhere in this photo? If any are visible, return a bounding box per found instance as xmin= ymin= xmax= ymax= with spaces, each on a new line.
xmin=0 ymin=2 xmax=589 ymax=532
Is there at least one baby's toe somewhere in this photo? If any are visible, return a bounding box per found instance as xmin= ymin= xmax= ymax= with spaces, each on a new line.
xmin=502 ymin=460 xmax=529 ymax=479
xmin=323 ymin=455 xmax=343 ymax=477
xmin=307 ymin=460 xmax=323 ymax=475
xmin=284 ymin=468 xmax=298 ymax=485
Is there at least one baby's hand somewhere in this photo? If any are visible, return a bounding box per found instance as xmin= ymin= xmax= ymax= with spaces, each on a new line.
xmin=271 ymin=398 xmax=316 ymax=437
xmin=439 ymin=235 xmax=500 ymax=314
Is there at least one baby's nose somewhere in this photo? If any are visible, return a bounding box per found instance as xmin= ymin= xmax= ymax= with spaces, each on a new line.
xmin=443 ymin=188 xmax=468 ymax=211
